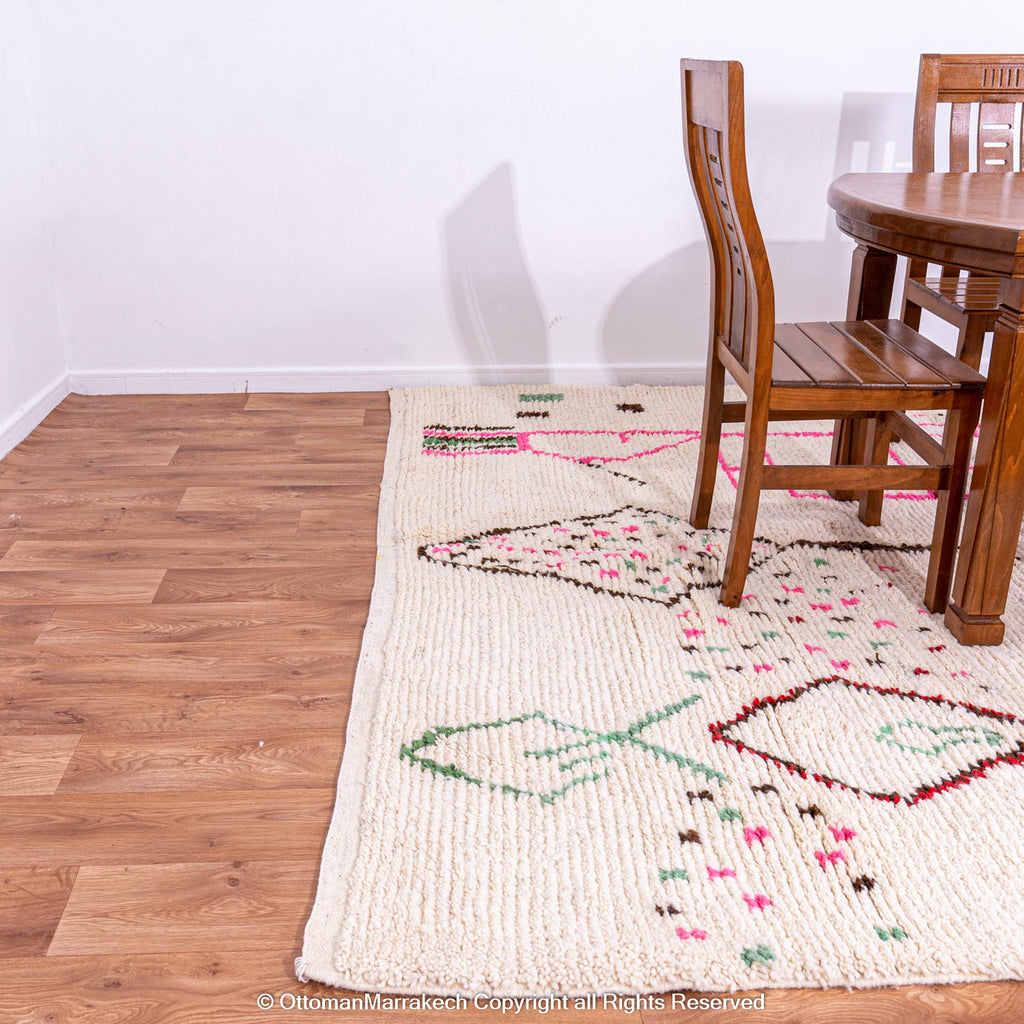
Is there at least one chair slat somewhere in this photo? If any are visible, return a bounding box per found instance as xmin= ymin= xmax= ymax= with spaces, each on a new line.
xmin=773 ymin=324 xmax=858 ymax=385
xmin=767 ymin=342 xmax=812 ymax=386
xmin=787 ymin=321 xmax=902 ymax=386
xmin=868 ymin=319 xmax=987 ymax=386
xmin=949 ymin=103 xmax=972 ymax=170
xmin=977 ymin=101 xmax=1016 ymax=171
xmin=830 ymin=321 xmax=947 ymax=387
xmin=917 ymin=277 xmax=1003 ymax=304
xmin=904 ymin=279 xmax=1002 ymax=331
xmin=697 ymin=122 xmax=750 ymax=370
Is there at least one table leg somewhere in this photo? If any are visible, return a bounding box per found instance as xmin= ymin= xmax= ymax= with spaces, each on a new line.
xmin=830 ymin=244 xmax=898 ymax=498
xmin=945 ymin=279 xmax=1024 ymax=645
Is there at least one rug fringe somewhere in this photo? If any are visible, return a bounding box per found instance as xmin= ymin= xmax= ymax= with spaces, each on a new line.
xmin=294 ymin=956 xmax=309 ymax=983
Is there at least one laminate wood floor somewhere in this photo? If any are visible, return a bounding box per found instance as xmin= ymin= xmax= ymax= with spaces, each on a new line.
xmin=0 ymin=392 xmax=1021 ymax=1023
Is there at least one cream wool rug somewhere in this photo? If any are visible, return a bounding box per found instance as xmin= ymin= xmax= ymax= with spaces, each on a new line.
xmin=301 ymin=385 xmax=1024 ymax=995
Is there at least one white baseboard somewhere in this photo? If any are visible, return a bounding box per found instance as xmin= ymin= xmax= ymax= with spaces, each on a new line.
xmin=68 ymin=363 xmax=708 ymax=394
xmin=0 ymin=374 xmax=71 ymax=458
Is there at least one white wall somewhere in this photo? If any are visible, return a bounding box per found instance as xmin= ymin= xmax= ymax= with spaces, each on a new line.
xmin=0 ymin=1 xmax=66 ymax=450
xmin=5 ymin=0 xmax=1013 ymax=405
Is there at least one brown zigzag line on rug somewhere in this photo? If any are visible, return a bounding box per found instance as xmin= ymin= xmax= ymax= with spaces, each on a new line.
xmin=424 ymin=423 xmax=514 ymax=431
xmin=579 ymin=461 xmax=648 ymax=485
xmin=417 ymin=504 xmax=933 ymax=609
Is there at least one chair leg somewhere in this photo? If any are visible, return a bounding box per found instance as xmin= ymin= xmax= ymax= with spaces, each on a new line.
xmin=900 ymin=259 xmax=927 ymax=331
xmin=690 ymin=350 xmax=727 ymax=529
xmin=829 ymin=418 xmax=868 ymax=500
xmin=858 ymin=415 xmax=891 ymax=527
xmin=719 ymin=408 xmax=768 ymax=608
xmin=901 ymin=295 xmax=924 ymax=331
xmin=924 ymin=395 xmax=981 ymax=614
xmin=956 ymin=314 xmax=987 ymax=372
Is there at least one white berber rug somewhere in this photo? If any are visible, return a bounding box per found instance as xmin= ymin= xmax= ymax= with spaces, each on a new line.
xmin=300 ymin=385 xmax=1024 ymax=995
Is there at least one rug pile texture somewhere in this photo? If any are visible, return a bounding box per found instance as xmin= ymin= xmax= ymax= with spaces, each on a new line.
xmin=301 ymin=385 xmax=1024 ymax=995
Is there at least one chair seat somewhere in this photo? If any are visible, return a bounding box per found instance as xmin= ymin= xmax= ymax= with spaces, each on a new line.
xmin=906 ymin=274 xmax=1003 ymax=319
xmin=770 ymin=319 xmax=986 ymax=391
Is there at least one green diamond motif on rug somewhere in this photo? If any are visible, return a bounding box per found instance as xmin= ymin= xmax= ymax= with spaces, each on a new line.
xmin=400 ymin=695 xmax=727 ymax=805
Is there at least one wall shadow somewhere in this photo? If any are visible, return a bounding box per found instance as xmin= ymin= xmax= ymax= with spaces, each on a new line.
xmin=441 ymin=163 xmax=550 ymax=383
xmin=600 ymin=92 xmax=915 ymax=371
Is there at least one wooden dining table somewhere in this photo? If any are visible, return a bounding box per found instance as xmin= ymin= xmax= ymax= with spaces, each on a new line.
xmin=826 ymin=171 xmax=1024 ymax=645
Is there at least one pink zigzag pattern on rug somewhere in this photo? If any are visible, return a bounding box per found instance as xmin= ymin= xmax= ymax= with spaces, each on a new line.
xmin=424 ymin=421 xmax=967 ymax=502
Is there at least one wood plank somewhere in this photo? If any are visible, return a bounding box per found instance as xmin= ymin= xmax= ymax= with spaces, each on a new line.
xmin=0 ymin=687 xmax=349 ymax=735
xmin=39 ymin=409 xmax=366 ymax=429
xmin=3 ymin=444 xmax=180 ymax=468
xmin=0 ymin=463 xmax=382 ymax=488
xmin=773 ymin=324 xmax=858 ymax=384
xmin=640 ymin=983 xmax=1024 ymax=1023
xmin=832 ymin=320 xmax=949 ymax=386
xmin=48 ymin=861 xmax=319 ymax=954
xmin=0 ymin=569 xmax=166 ymax=605
xmin=917 ymin=275 xmax=1003 ymax=310
xmin=0 ymin=507 xmax=301 ymax=538
xmin=37 ymin=600 xmax=367 ymax=645
xmin=792 ymin=320 xmax=902 ymax=385
xmin=0 ymin=643 xmax=358 ymax=687
xmin=153 ymin=566 xmax=373 ymax=604
xmin=0 ymin=952 xmax=636 ymax=1024
xmin=293 ymin=426 xmax=394 ymax=445
xmin=0 ymin=735 xmax=81 ymax=796
xmin=0 ymin=867 xmax=78 ymax=957
xmin=169 ymin=445 xmax=384 ymax=466
xmin=244 ymin=391 xmax=389 ymax=411
xmin=0 ymin=605 xmax=55 ymax=642
xmin=55 ymin=394 xmax=251 ymax=413
xmin=363 ymin=408 xmax=390 ymax=428
xmin=766 ymin=344 xmax=810 ymax=385
xmin=24 ymin=425 xmax=306 ymax=445
xmin=0 ymin=790 xmax=336 ymax=866
xmin=873 ymin=317 xmax=988 ymax=386
xmin=297 ymin=508 xmax=379 ymax=534
xmin=177 ymin=485 xmax=380 ymax=513
xmin=0 ymin=487 xmax=186 ymax=510
xmin=0 ymin=539 xmax=367 ymax=570
xmin=56 ymin=729 xmax=343 ymax=793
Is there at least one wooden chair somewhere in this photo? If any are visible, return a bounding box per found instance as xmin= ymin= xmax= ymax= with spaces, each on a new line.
xmin=901 ymin=54 xmax=1024 ymax=369
xmin=681 ymin=59 xmax=986 ymax=611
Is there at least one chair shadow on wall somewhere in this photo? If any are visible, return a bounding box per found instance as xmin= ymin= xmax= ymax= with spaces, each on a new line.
xmin=600 ymin=92 xmax=915 ymax=372
xmin=442 ymin=162 xmax=551 ymax=384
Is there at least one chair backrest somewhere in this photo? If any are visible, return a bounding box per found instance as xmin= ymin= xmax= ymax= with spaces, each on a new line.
xmin=681 ymin=59 xmax=775 ymax=387
xmin=914 ymin=54 xmax=1024 ymax=172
